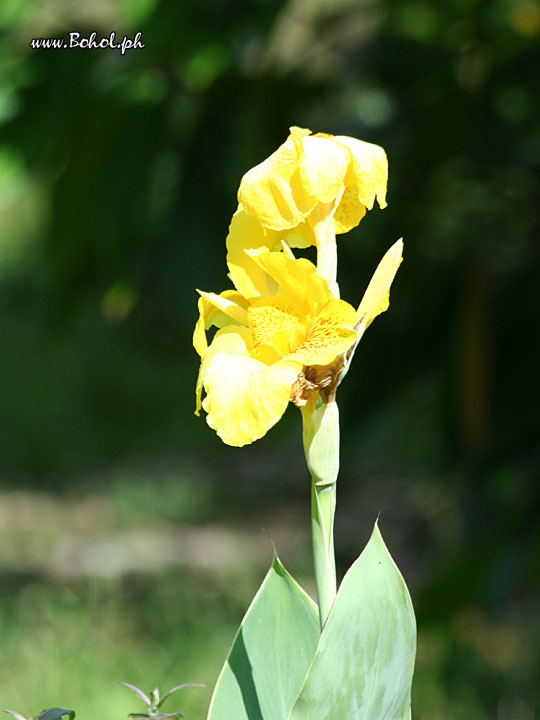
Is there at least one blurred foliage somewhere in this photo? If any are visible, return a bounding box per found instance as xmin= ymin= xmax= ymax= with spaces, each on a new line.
xmin=0 ymin=0 xmax=539 ymax=717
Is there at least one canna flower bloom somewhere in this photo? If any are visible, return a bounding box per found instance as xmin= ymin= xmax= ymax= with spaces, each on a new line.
xmin=194 ymin=240 xmax=403 ymax=447
xmin=232 ymin=126 xmax=388 ymax=293
xmin=238 ymin=126 xmax=387 ymax=234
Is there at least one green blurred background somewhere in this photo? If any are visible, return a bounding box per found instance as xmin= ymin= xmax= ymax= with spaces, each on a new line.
xmin=1 ymin=0 xmax=539 ymax=717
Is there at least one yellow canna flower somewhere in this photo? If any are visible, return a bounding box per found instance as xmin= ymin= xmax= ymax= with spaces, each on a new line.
xmin=233 ymin=126 xmax=388 ymax=293
xmin=238 ymin=126 xmax=388 ymax=233
xmin=194 ymin=240 xmax=403 ymax=447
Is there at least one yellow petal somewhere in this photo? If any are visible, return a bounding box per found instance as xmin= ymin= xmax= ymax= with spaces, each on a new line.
xmin=333 ymin=184 xmax=367 ymax=234
xmin=196 ymin=324 xmax=251 ymax=415
xmin=238 ymin=127 xmax=316 ymax=230
xmin=298 ymin=135 xmax=349 ymax=204
xmin=248 ymin=296 xmax=305 ymax=360
xmin=334 ymin=136 xmax=388 ymax=221
xmin=290 ymin=298 xmax=357 ymax=366
xmin=358 ymin=239 xmax=403 ymax=328
xmin=247 ymin=249 xmax=332 ymax=316
xmin=198 ymin=290 xmax=248 ymax=325
xmin=193 ymin=290 xmax=248 ymax=356
xmin=226 ymin=206 xmax=282 ymax=299
xmin=198 ymin=326 xmax=302 ymax=446
xmin=283 ymin=221 xmax=315 ymax=249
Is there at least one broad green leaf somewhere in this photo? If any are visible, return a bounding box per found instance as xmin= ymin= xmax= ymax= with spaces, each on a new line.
xmin=207 ymin=554 xmax=320 ymax=720
xmin=289 ymin=523 xmax=416 ymax=720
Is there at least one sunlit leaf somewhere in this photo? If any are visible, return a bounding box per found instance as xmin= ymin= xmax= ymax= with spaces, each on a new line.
xmin=208 ymin=553 xmax=320 ymax=720
xmin=289 ymin=523 xmax=416 ymax=720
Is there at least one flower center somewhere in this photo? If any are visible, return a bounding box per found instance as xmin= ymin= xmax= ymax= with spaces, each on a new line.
xmin=248 ymin=298 xmax=306 ymax=363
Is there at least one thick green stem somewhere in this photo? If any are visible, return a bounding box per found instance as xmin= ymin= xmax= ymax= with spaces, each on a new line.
xmin=302 ymin=398 xmax=340 ymax=629
xmin=311 ymin=478 xmax=337 ymax=629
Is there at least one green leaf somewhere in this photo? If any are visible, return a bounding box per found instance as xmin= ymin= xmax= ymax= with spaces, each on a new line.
xmin=207 ymin=553 xmax=320 ymax=720
xmin=36 ymin=710 xmax=75 ymax=720
xmin=117 ymin=682 xmax=152 ymax=706
xmin=289 ymin=523 xmax=416 ymax=720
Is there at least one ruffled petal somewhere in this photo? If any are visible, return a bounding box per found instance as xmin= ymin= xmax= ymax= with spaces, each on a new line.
xmin=199 ymin=326 xmax=302 ymax=446
xmin=238 ymin=127 xmax=316 ymax=231
xmin=334 ymin=135 xmax=388 ymax=212
xmin=358 ymin=239 xmax=403 ymax=328
xmin=247 ymin=249 xmax=332 ymax=316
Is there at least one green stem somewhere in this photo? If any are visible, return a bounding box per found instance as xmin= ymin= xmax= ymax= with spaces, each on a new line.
xmin=302 ymin=398 xmax=340 ymax=629
xmin=311 ymin=478 xmax=337 ymax=629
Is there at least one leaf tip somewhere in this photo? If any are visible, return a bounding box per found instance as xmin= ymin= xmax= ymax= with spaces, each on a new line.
xmin=271 ymin=545 xmax=287 ymax=577
xmin=369 ymin=515 xmax=391 ymax=558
